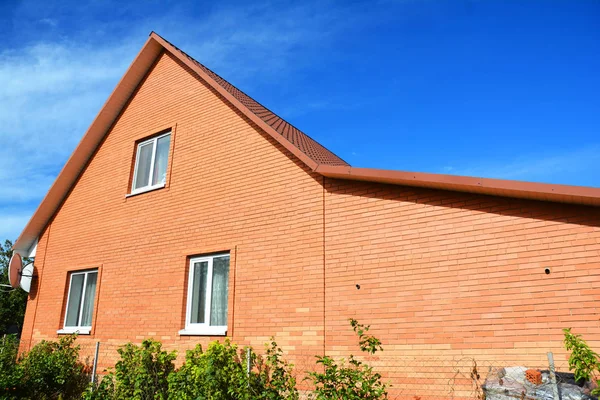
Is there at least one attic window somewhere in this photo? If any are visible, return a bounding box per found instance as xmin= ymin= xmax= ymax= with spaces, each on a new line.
xmin=131 ymin=132 xmax=171 ymax=194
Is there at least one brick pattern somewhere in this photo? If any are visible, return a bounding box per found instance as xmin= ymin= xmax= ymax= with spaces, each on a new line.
xmin=323 ymin=178 xmax=600 ymax=390
xmin=21 ymin=51 xmax=325 ymax=366
xmin=20 ymin=50 xmax=600 ymax=396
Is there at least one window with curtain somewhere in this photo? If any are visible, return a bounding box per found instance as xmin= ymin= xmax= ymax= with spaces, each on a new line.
xmin=62 ymin=270 xmax=98 ymax=334
xmin=131 ymin=131 xmax=171 ymax=194
xmin=181 ymin=253 xmax=230 ymax=335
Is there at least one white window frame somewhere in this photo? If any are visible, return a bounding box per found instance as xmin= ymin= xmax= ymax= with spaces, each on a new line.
xmin=130 ymin=131 xmax=171 ymax=195
xmin=57 ymin=270 xmax=98 ymax=335
xmin=179 ymin=253 xmax=229 ymax=336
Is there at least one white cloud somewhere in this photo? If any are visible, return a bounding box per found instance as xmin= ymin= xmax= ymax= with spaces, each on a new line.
xmin=38 ymin=18 xmax=58 ymax=27
xmin=154 ymin=2 xmax=357 ymax=83
xmin=0 ymin=39 xmax=138 ymax=220
xmin=0 ymin=212 xmax=35 ymax=242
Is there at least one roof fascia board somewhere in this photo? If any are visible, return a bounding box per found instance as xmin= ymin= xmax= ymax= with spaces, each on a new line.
xmin=316 ymin=165 xmax=600 ymax=207
xmin=149 ymin=33 xmax=320 ymax=171
xmin=13 ymin=37 xmax=164 ymax=253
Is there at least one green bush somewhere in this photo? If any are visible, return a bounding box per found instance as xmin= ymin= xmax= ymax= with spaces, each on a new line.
xmin=307 ymin=319 xmax=388 ymax=400
xmin=87 ymin=339 xmax=177 ymax=400
xmin=563 ymin=328 xmax=600 ymax=395
xmin=167 ymin=339 xmax=298 ymax=400
xmin=0 ymin=334 xmax=23 ymax=400
xmin=82 ymin=374 xmax=116 ymax=400
xmin=19 ymin=334 xmax=90 ymax=400
xmin=4 ymin=323 xmax=391 ymax=399
xmin=168 ymin=340 xmax=249 ymax=400
xmin=253 ymin=339 xmax=298 ymax=400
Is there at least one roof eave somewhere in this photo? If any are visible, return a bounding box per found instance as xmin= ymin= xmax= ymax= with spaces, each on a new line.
xmin=315 ymin=165 xmax=600 ymax=207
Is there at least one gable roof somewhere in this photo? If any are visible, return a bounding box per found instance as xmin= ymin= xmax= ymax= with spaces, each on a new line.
xmin=159 ymin=35 xmax=348 ymax=167
xmin=13 ymin=32 xmax=600 ymax=255
xmin=152 ymin=33 xmax=348 ymax=168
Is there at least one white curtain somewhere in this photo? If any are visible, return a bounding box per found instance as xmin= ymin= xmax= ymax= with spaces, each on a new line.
xmin=191 ymin=262 xmax=208 ymax=324
xmin=152 ymin=135 xmax=171 ymax=185
xmin=210 ymin=256 xmax=229 ymax=326
xmin=80 ymin=273 xmax=97 ymax=327
xmin=134 ymin=142 xmax=153 ymax=189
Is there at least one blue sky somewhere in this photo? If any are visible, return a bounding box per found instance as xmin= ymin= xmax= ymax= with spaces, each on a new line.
xmin=0 ymin=0 xmax=599 ymax=241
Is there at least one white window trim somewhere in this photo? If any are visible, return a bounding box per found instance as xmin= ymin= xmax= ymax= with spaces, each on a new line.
xmin=125 ymin=182 xmax=165 ymax=198
xmin=57 ymin=327 xmax=91 ymax=335
xmin=179 ymin=253 xmax=229 ymax=336
xmin=130 ymin=131 xmax=171 ymax=195
xmin=58 ymin=270 xmax=97 ymax=335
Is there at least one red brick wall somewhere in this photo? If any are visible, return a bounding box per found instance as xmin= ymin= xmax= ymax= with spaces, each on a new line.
xmin=20 ymin=49 xmax=600 ymax=398
xmin=21 ymin=51 xmax=326 ymax=367
xmin=323 ymin=178 xmax=600 ymax=396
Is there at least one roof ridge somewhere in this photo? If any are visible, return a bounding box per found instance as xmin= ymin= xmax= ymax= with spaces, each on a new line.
xmin=153 ymin=32 xmax=349 ymax=167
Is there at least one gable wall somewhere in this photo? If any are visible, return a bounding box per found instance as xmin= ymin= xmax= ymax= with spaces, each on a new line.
xmin=324 ymin=178 xmax=600 ymax=396
xmin=18 ymin=49 xmax=600 ymax=398
xmin=21 ymin=51 xmax=326 ymax=365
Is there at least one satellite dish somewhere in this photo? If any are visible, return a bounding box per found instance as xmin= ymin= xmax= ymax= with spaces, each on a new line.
xmin=8 ymin=253 xmax=22 ymax=289
xmin=6 ymin=253 xmax=35 ymax=293
xmin=20 ymin=262 xmax=34 ymax=293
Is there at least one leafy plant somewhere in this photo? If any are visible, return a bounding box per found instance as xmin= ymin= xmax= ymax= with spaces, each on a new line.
xmin=0 ymin=334 xmax=24 ymax=399
xmin=307 ymin=319 xmax=388 ymax=400
xmin=18 ymin=334 xmax=90 ymax=399
xmin=168 ymin=338 xmax=298 ymax=400
xmin=563 ymin=328 xmax=600 ymax=395
xmin=252 ymin=339 xmax=299 ymax=400
xmin=87 ymin=339 xmax=176 ymax=400
xmin=168 ymin=340 xmax=249 ymax=400
xmin=0 ymin=239 xmax=29 ymax=336
xmin=114 ymin=339 xmax=176 ymax=400
xmin=82 ymin=374 xmax=116 ymax=400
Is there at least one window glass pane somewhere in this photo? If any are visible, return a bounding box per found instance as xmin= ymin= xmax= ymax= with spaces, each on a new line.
xmin=80 ymin=272 xmax=97 ymax=327
xmin=65 ymin=274 xmax=85 ymax=327
xmin=190 ymin=261 xmax=208 ymax=324
xmin=210 ymin=256 xmax=229 ymax=326
xmin=134 ymin=142 xmax=153 ymax=190
xmin=151 ymin=134 xmax=171 ymax=185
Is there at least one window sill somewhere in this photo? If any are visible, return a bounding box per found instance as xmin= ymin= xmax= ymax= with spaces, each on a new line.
xmin=57 ymin=328 xmax=91 ymax=335
xmin=126 ymin=183 xmax=166 ymax=198
xmin=178 ymin=327 xmax=227 ymax=336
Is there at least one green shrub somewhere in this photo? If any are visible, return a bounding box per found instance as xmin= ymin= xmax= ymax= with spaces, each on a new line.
xmin=168 ymin=340 xmax=249 ymax=400
xmin=0 ymin=334 xmax=23 ymax=399
xmin=19 ymin=334 xmax=90 ymax=400
xmin=89 ymin=339 xmax=177 ymax=400
xmin=168 ymin=338 xmax=298 ymax=400
xmin=82 ymin=374 xmax=116 ymax=400
xmin=563 ymin=328 xmax=600 ymax=395
xmin=307 ymin=319 xmax=388 ymax=400
xmin=252 ymin=339 xmax=298 ymax=400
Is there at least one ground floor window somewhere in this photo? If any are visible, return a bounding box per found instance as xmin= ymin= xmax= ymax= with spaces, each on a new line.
xmin=180 ymin=253 xmax=229 ymax=335
xmin=60 ymin=269 xmax=98 ymax=334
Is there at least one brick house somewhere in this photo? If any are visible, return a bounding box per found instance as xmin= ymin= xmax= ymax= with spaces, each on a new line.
xmin=14 ymin=32 xmax=600 ymax=395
